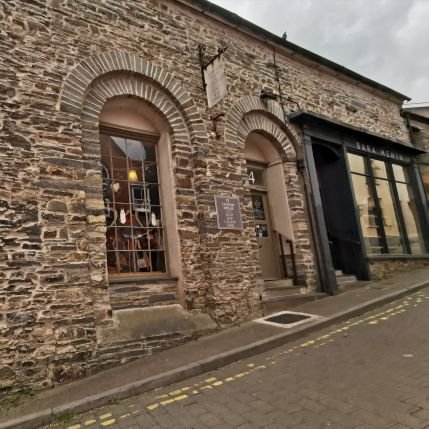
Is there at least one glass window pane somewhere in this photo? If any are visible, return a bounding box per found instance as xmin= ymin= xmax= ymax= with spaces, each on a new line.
xmin=350 ymin=174 xmax=384 ymax=254
xmin=144 ymin=143 xmax=157 ymax=162
xmin=347 ymin=153 xmax=366 ymax=174
xmin=144 ymin=162 xmax=158 ymax=183
xmin=251 ymin=194 xmax=266 ymax=220
xmin=392 ymin=164 xmax=407 ymax=183
xmin=396 ymin=183 xmax=425 ymax=254
xmin=374 ymin=179 xmax=405 ymax=254
xmin=371 ymin=159 xmax=388 ymax=179
xmin=126 ymin=138 xmax=145 ymax=161
xmin=247 ymin=166 xmax=265 ymax=187
xmin=110 ymin=136 xmax=127 ymax=157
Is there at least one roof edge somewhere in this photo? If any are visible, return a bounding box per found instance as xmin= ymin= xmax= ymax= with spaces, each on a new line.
xmin=402 ymin=109 xmax=429 ymax=126
xmin=178 ymin=0 xmax=411 ymax=102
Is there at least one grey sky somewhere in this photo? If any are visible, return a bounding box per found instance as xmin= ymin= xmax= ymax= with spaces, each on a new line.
xmin=211 ymin=0 xmax=429 ymax=105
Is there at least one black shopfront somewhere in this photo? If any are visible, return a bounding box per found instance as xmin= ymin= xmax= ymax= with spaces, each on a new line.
xmin=290 ymin=111 xmax=429 ymax=294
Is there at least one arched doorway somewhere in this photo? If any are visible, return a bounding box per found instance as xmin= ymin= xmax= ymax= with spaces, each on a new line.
xmin=245 ymin=132 xmax=294 ymax=280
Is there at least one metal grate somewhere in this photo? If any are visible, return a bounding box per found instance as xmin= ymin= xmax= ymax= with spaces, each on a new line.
xmin=255 ymin=310 xmax=321 ymax=328
xmin=264 ymin=312 xmax=310 ymax=325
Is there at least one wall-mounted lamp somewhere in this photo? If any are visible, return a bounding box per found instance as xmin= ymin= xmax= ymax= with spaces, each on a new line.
xmin=128 ymin=169 xmax=138 ymax=182
xmin=296 ymin=159 xmax=305 ymax=171
xmin=260 ymin=89 xmax=278 ymax=101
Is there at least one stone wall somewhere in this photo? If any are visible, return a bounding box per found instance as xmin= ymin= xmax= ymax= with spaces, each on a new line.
xmin=407 ymin=108 xmax=429 ymax=199
xmin=369 ymin=258 xmax=429 ymax=280
xmin=0 ymin=0 xmax=411 ymax=392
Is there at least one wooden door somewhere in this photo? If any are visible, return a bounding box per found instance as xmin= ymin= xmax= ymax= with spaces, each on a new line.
xmin=251 ymin=192 xmax=281 ymax=279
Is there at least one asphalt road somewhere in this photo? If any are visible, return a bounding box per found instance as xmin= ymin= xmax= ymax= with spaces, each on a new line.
xmin=47 ymin=289 xmax=429 ymax=429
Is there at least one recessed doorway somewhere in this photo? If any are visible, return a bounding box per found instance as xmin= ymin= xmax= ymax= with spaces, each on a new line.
xmin=245 ymin=132 xmax=295 ymax=281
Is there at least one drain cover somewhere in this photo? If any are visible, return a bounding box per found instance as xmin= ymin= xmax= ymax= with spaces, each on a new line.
xmin=255 ymin=311 xmax=321 ymax=328
xmin=265 ymin=312 xmax=310 ymax=325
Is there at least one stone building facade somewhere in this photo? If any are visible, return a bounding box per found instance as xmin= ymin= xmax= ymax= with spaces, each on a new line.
xmin=403 ymin=106 xmax=429 ymax=199
xmin=0 ymin=0 xmax=428 ymax=392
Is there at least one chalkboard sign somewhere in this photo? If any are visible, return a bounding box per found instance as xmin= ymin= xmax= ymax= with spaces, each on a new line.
xmin=215 ymin=196 xmax=243 ymax=230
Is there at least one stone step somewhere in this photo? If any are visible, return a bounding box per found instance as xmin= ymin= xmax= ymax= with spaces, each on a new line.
xmin=264 ymin=278 xmax=294 ymax=288
xmin=335 ymin=270 xmax=344 ymax=276
xmin=262 ymin=292 xmax=327 ymax=315
xmin=336 ymin=275 xmax=358 ymax=285
xmin=338 ymin=280 xmax=370 ymax=293
xmin=264 ymin=285 xmax=304 ymax=298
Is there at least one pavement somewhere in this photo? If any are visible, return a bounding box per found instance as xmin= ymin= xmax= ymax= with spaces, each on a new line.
xmin=1 ymin=267 xmax=429 ymax=429
xmin=48 ymin=288 xmax=429 ymax=429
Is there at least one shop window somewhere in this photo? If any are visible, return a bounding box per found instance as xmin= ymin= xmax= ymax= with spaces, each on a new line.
xmin=348 ymin=152 xmax=426 ymax=255
xmin=392 ymin=165 xmax=425 ymax=254
xmin=100 ymin=129 xmax=166 ymax=277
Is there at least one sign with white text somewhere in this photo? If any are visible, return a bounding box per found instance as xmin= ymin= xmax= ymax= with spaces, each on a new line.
xmin=215 ymin=196 xmax=243 ymax=230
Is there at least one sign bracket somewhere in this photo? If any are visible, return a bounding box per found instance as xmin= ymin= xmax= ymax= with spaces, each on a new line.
xmin=198 ymin=44 xmax=228 ymax=90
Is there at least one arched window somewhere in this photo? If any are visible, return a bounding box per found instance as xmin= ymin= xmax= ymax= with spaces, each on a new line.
xmin=99 ymin=97 xmax=173 ymax=279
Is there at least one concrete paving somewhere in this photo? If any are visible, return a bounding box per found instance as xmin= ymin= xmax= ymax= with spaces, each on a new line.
xmin=1 ymin=268 xmax=428 ymax=429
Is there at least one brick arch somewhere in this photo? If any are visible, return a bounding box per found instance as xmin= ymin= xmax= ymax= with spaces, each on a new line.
xmin=59 ymin=51 xmax=208 ymax=146
xmin=227 ymin=96 xmax=316 ymax=289
xmin=58 ymin=53 xmax=209 ymax=323
xmin=225 ymin=95 xmax=300 ymax=159
xmin=80 ymin=72 xmax=190 ymax=145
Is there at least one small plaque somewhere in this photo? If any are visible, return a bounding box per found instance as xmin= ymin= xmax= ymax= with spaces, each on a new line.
xmin=215 ymin=196 xmax=243 ymax=230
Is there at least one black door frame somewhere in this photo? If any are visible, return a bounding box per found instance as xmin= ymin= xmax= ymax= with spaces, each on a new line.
xmin=293 ymin=112 xmax=429 ymax=295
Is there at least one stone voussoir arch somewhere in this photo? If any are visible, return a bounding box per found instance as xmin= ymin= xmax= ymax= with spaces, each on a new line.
xmin=57 ymin=51 xmax=209 ymax=319
xmin=225 ymin=95 xmax=301 ymax=160
xmin=59 ymin=50 xmax=208 ymax=146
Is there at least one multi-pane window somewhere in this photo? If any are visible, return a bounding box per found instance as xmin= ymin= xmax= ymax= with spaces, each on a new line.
xmin=348 ymin=152 xmax=426 ymax=255
xmin=100 ymin=129 xmax=166 ymax=276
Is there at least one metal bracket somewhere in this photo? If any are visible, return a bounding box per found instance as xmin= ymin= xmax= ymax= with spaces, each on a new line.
xmin=198 ymin=44 xmax=228 ymax=90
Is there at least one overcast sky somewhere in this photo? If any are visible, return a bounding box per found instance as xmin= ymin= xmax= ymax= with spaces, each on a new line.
xmin=211 ymin=0 xmax=429 ymax=105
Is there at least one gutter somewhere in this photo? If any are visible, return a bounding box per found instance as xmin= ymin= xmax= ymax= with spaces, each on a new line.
xmin=176 ymin=0 xmax=411 ymax=103
xmin=401 ymin=109 xmax=429 ymax=126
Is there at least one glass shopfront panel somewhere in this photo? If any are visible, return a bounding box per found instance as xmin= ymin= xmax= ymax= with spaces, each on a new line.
xmin=374 ymin=178 xmax=405 ymax=253
xmin=392 ymin=164 xmax=426 ymax=254
xmin=350 ymin=174 xmax=384 ymax=254
xmin=347 ymin=152 xmax=426 ymax=255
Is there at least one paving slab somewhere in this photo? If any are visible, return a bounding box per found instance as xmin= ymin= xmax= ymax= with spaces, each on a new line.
xmin=1 ymin=267 xmax=428 ymax=429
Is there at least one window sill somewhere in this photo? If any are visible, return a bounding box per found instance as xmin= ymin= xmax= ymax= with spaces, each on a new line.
xmin=367 ymin=254 xmax=429 ymax=261
xmin=108 ymin=274 xmax=178 ymax=284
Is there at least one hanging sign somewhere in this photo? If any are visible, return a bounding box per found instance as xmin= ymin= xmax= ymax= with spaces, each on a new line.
xmin=204 ymin=56 xmax=227 ymax=108
xmin=214 ymin=196 xmax=243 ymax=230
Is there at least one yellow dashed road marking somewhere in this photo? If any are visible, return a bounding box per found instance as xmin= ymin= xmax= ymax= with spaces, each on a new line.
xmin=201 ymin=385 xmax=213 ymax=390
xmin=160 ymin=398 xmax=175 ymax=405
xmin=155 ymin=393 xmax=169 ymax=399
xmin=68 ymin=425 xmax=81 ymax=429
xmin=100 ymin=419 xmax=116 ymax=427
xmin=99 ymin=413 xmax=112 ymax=420
xmin=147 ymin=403 xmax=159 ymax=411
xmin=84 ymin=419 xmax=97 ymax=426
xmin=174 ymin=394 xmax=189 ymax=401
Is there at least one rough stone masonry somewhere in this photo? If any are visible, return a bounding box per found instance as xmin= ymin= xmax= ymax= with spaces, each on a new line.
xmin=0 ymin=0 xmax=419 ymax=393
